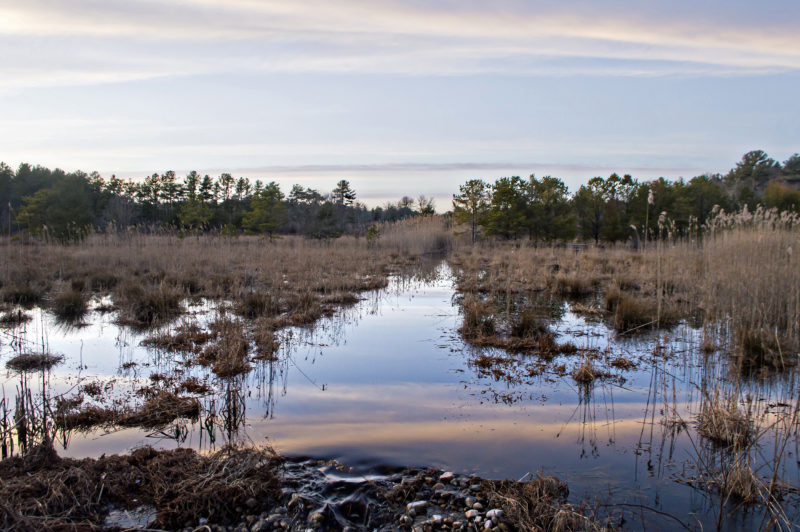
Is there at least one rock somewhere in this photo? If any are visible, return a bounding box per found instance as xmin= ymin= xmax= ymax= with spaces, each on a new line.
xmin=399 ymin=515 xmax=412 ymax=525
xmin=431 ymin=514 xmax=443 ymax=524
xmin=288 ymin=493 xmax=305 ymax=511
xmin=469 ymin=484 xmax=481 ymax=492
xmin=407 ymin=500 xmax=428 ymax=514
xmin=465 ymin=497 xmax=476 ymax=508
xmin=246 ymin=498 xmax=258 ymax=509
xmin=308 ymin=511 xmax=325 ymax=524
xmin=452 ymin=521 xmax=464 ymax=530
xmin=424 ymin=476 xmax=435 ymax=484
xmin=439 ymin=471 xmax=455 ymax=483
xmin=472 ymin=502 xmax=484 ymax=510
xmin=432 ymin=482 xmax=445 ymax=491
xmin=250 ymin=519 xmax=269 ymax=532
xmin=465 ymin=509 xmax=479 ymax=519
xmin=475 ymin=515 xmax=483 ymax=524
xmin=486 ymin=509 xmax=504 ymax=520
xmin=484 ymin=519 xmax=493 ymax=529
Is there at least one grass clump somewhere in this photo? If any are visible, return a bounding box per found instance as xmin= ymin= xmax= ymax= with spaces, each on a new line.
xmin=200 ymin=318 xmax=251 ymax=378
xmin=697 ymin=395 xmax=754 ymax=448
xmin=459 ymin=295 xmax=495 ymax=338
xmin=1 ymin=282 xmax=43 ymax=306
xmin=736 ymin=328 xmax=794 ymax=372
xmin=141 ymin=322 xmax=214 ymax=353
xmin=6 ymin=352 xmax=64 ymax=373
xmin=554 ymin=273 xmax=594 ymax=298
xmin=0 ymin=309 xmax=31 ymax=327
xmin=510 ymin=309 xmax=549 ymax=339
xmin=483 ymin=473 xmax=606 ymax=531
xmin=118 ymin=392 xmax=200 ymax=429
xmin=116 ymin=281 xmax=182 ymax=326
xmin=235 ymin=291 xmax=281 ymax=319
xmin=50 ymin=288 xmax=87 ymax=321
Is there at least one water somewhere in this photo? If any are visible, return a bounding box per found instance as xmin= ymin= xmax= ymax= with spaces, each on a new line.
xmin=1 ymin=263 xmax=798 ymax=530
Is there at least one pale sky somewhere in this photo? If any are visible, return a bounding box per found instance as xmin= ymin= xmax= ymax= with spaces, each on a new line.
xmin=1 ymin=0 xmax=798 ymax=207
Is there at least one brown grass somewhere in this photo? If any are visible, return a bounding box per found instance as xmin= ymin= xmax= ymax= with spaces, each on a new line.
xmin=5 ymin=352 xmax=64 ymax=373
xmin=0 ymin=309 xmax=31 ymax=327
xmin=0 ymin=444 xmax=281 ymax=529
xmin=0 ymin=223 xmax=448 ymax=333
xmin=141 ymin=322 xmax=214 ymax=353
xmin=200 ymin=317 xmax=251 ymax=378
xmin=697 ymin=394 xmax=754 ymax=448
xmin=55 ymin=391 xmax=201 ymax=432
xmin=483 ymin=473 xmax=606 ymax=531
xmin=50 ymin=287 xmax=87 ymax=321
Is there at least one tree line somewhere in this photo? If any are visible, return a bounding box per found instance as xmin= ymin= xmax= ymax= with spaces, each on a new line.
xmin=0 ymin=164 xmax=435 ymax=242
xmin=1 ymin=149 xmax=798 ymax=243
xmin=452 ymin=150 xmax=800 ymax=243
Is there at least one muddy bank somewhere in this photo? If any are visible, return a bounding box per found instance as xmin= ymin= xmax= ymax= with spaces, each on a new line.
xmin=0 ymin=444 xmax=607 ymax=531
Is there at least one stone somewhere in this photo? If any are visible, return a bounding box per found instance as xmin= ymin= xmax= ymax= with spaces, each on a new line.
xmin=465 ymin=509 xmax=479 ymax=519
xmin=484 ymin=520 xmax=493 ymax=529
xmin=250 ymin=519 xmax=269 ymax=532
xmin=308 ymin=511 xmax=325 ymax=524
xmin=288 ymin=493 xmax=305 ymax=510
xmin=246 ymin=498 xmax=258 ymax=509
xmin=472 ymin=502 xmax=484 ymax=510
xmin=465 ymin=497 xmax=476 ymax=508
xmin=432 ymin=482 xmax=445 ymax=491
xmin=486 ymin=509 xmax=504 ymax=520
xmin=407 ymin=501 xmax=428 ymax=514
xmin=439 ymin=471 xmax=455 ymax=483
xmin=431 ymin=514 xmax=443 ymax=524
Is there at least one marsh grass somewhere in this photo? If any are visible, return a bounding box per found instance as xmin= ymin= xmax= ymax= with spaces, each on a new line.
xmin=697 ymin=394 xmax=754 ymax=448
xmin=116 ymin=281 xmax=183 ymax=326
xmin=55 ymin=391 xmax=201 ymax=432
xmin=484 ymin=473 xmax=607 ymax=531
xmin=6 ymin=353 xmax=64 ymax=373
xmin=0 ymin=309 xmax=30 ymax=327
xmin=200 ymin=317 xmax=251 ymax=379
xmin=0 ymin=444 xmax=281 ymax=530
xmin=50 ymin=287 xmax=87 ymax=321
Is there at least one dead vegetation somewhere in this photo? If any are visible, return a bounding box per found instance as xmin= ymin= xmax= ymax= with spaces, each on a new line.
xmin=483 ymin=473 xmax=608 ymax=531
xmin=55 ymin=391 xmax=201 ymax=432
xmin=50 ymin=287 xmax=88 ymax=321
xmin=697 ymin=393 xmax=754 ymax=448
xmin=0 ymin=309 xmax=30 ymax=327
xmin=5 ymin=352 xmax=64 ymax=373
xmin=0 ymin=443 xmax=281 ymax=530
xmin=0 ymin=221 xmax=448 ymax=332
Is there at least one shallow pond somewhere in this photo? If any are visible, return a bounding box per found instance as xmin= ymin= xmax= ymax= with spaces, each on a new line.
xmin=1 ymin=263 xmax=798 ymax=530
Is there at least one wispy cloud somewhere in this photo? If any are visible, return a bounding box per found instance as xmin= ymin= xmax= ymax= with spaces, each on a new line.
xmin=2 ymin=0 xmax=798 ymax=88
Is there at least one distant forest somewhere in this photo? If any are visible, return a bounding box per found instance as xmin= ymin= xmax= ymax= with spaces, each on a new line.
xmin=1 ymin=150 xmax=799 ymax=243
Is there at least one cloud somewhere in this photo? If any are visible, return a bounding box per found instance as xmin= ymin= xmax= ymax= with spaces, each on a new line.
xmin=1 ymin=0 xmax=798 ymax=88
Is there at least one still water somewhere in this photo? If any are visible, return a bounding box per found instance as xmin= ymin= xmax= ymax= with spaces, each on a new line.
xmin=1 ymin=263 xmax=798 ymax=530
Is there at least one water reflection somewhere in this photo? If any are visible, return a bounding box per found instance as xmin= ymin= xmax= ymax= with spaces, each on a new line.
xmin=1 ymin=262 xmax=798 ymax=530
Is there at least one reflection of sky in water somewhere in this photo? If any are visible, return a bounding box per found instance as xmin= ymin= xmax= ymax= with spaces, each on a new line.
xmin=1 ymin=264 xmax=798 ymax=530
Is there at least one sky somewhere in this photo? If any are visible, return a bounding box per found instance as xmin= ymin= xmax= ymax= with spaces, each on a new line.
xmin=1 ymin=0 xmax=799 ymax=208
